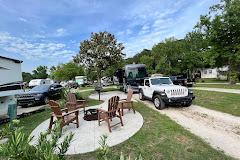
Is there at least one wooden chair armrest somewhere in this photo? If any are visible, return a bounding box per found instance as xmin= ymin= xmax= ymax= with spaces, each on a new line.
xmin=119 ymin=99 xmax=126 ymax=101
xmin=77 ymin=100 xmax=85 ymax=102
xmin=67 ymin=102 xmax=75 ymax=105
xmin=51 ymin=108 xmax=68 ymax=115
xmin=119 ymin=101 xmax=132 ymax=104
xmin=63 ymin=110 xmax=79 ymax=116
xmin=77 ymin=100 xmax=85 ymax=106
xmin=51 ymin=113 xmax=63 ymax=118
xmin=96 ymin=108 xmax=107 ymax=113
xmin=61 ymin=108 xmax=69 ymax=112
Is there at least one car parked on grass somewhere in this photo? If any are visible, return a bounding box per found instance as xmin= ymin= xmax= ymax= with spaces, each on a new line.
xmin=17 ymin=84 xmax=63 ymax=107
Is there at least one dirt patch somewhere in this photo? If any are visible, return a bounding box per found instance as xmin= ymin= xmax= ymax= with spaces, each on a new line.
xmin=132 ymin=94 xmax=240 ymax=159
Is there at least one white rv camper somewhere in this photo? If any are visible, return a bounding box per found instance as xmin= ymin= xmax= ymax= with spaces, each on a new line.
xmin=0 ymin=56 xmax=24 ymax=114
xmin=75 ymin=76 xmax=87 ymax=87
xmin=29 ymin=79 xmax=50 ymax=88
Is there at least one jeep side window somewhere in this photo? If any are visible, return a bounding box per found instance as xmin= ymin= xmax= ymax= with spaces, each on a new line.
xmin=145 ymin=80 xmax=150 ymax=87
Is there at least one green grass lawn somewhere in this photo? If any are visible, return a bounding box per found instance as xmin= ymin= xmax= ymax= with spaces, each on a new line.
xmin=194 ymin=84 xmax=240 ymax=89
xmin=77 ymin=85 xmax=117 ymax=91
xmin=77 ymin=86 xmax=96 ymax=90
xmin=68 ymin=101 xmax=233 ymax=160
xmin=1 ymin=92 xmax=235 ymax=160
xmin=193 ymin=90 xmax=240 ymax=117
xmin=196 ymin=78 xmax=228 ymax=83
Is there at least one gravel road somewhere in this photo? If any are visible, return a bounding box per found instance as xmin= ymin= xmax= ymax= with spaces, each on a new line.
xmin=132 ymin=94 xmax=240 ymax=159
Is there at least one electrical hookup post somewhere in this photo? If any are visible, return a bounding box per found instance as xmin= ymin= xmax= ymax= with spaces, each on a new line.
xmin=8 ymin=104 xmax=17 ymax=124
xmin=95 ymin=86 xmax=103 ymax=101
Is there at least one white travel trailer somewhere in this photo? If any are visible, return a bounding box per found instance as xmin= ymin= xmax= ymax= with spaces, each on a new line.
xmin=29 ymin=79 xmax=51 ymax=88
xmin=0 ymin=56 xmax=24 ymax=114
xmin=75 ymin=76 xmax=87 ymax=86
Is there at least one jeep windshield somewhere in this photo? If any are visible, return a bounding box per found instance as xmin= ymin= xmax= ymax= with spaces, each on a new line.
xmin=151 ymin=78 xmax=172 ymax=85
xmin=31 ymin=85 xmax=50 ymax=91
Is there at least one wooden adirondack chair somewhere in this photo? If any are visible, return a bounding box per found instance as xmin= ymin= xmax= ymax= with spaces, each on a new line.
xmin=67 ymin=92 xmax=85 ymax=112
xmin=118 ymin=90 xmax=135 ymax=116
xmin=49 ymin=100 xmax=79 ymax=130
xmin=97 ymin=96 xmax=123 ymax=132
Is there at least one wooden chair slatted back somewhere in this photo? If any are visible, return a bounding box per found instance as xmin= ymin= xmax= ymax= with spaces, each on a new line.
xmin=108 ymin=96 xmax=119 ymax=118
xmin=124 ymin=90 xmax=133 ymax=107
xmin=126 ymin=90 xmax=133 ymax=102
xmin=67 ymin=92 xmax=77 ymax=103
xmin=49 ymin=100 xmax=62 ymax=118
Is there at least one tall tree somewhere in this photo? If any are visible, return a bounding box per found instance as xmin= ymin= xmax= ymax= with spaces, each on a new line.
xmin=196 ymin=0 xmax=240 ymax=83
xmin=181 ymin=30 xmax=209 ymax=78
xmin=22 ymin=72 xmax=33 ymax=82
xmin=152 ymin=37 xmax=183 ymax=76
xmin=49 ymin=66 xmax=57 ymax=79
xmin=140 ymin=56 xmax=155 ymax=74
xmin=73 ymin=31 xmax=125 ymax=85
xmin=32 ymin=65 xmax=48 ymax=79
xmin=131 ymin=49 xmax=152 ymax=64
xmin=54 ymin=62 xmax=85 ymax=81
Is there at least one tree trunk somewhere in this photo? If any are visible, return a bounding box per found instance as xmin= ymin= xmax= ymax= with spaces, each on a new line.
xmin=97 ymin=70 xmax=102 ymax=86
xmin=228 ymin=60 xmax=235 ymax=84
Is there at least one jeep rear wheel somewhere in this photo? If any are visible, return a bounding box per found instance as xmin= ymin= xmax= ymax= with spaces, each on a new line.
xmin=139 ymin=90 xmax=144 ymax=101
xmin=153 ymin=95 xmax=165 ymax=110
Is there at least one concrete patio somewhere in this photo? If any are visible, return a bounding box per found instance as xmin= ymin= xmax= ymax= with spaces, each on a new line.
xmin=29 ymin=91 xmax=143 ymax=155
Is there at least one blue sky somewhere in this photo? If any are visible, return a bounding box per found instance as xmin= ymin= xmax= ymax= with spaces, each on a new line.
xmin=0 ymin=0 xmax=220 ymax=73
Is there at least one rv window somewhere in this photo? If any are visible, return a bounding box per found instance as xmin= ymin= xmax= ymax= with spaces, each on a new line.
xmin=126 ymin=67 xmax=146 ymax=78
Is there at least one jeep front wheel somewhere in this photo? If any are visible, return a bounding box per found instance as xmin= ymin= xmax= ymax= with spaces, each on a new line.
xmin=139 ymin=90 xmax=144 ymax=101
xmin=182 ymin=100 xmax=192 ymax=107
xmin=153 ymin=95 xmax=165 ymax=110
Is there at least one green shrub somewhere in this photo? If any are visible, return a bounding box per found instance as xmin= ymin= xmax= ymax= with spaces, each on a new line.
xmin=0 ymin=120 xmax=74 ymax=160
xmin=0 ymin=120 xmax=20 ymax=140
xmin=61 ymin=88 xmax=71 ymax=101
xmin=230 ymin=72 xmax=239 ymax=83
xmin=74 ymin=91 xmax=91 ymax=100
xmin=95 ymin=133 xmax=142 ymax=160
xmin=95 ymin=133 xmax=111 ymax=160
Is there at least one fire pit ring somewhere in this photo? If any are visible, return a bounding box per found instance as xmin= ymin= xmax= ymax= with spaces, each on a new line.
xmin=83 ymin=109 xmax=98 ymax=121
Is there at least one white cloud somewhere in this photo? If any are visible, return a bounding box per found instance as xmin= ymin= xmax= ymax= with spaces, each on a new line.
xmin=56 ymin=28 xmax=66 ymax=37
xmin=18 ymin=17 xmax=27 ymax=22
xmin=126 ymin=29 xmax=132 ymax=35
xmin=117 ymin=29 xmax=132 ymax=36
xmin=117 ymin=31 xmax=124 ymax=35
xmin=0 ymin=32 xmax=75 ymax=60
xmin=142 ymin=24 xmax=149 ymax=30
xmin=138 ymin=30 xmax=149 ymax=35
xmin=34 ymin=34 xmax=45 ymax=38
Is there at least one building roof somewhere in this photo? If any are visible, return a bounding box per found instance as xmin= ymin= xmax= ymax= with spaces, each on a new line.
xmin=0 ymin=56 xmax=23 ymax=63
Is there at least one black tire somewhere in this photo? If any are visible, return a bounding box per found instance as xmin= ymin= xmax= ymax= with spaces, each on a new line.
xmin=153 ymin=95 xmax=165 ymax=110
xmin=139 ymin=90 xmax=145 ymax=101
xmin=182 ymin=101 xmax=192 ymax=107
xmin=187 ymin=84 xmax=193 ymax=87
xmin=43 ymin=96 xmax=49 ymax=104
